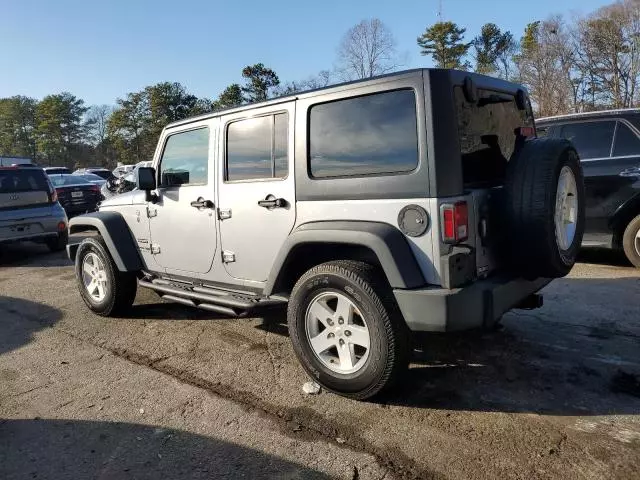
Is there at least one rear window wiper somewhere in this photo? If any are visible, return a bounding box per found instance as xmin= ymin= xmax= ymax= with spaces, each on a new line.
xmin=477 ymin=94 xmax=512 ymax=107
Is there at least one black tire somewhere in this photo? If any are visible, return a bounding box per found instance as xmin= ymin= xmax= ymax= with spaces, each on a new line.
xmin=75 ymin=236 xmax=137 ymax=316
xmin=46 ymin=231 xmax=68 ymax=252
xmin=504 ymin=138 xmax=585 ymax=278
xmin=622 ymin=215 xmax=640 ymax=268
xmin=287 ymin=261 xmax=410 ymax=400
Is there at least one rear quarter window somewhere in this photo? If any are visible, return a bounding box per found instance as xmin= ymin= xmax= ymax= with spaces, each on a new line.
xmin=455 ymin=87 xmax=532 ymax=188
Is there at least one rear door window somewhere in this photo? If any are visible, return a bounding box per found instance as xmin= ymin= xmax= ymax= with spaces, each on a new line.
xmin=558 ymin=121 xmax=615 ymax=160
xmin=612 ymin=122 xmax=640 ymax=157
xmin=455 ymin=87 xmax=532 ymax=187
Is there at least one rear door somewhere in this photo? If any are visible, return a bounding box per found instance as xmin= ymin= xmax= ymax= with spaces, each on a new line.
xmin=217 ymin=102 xmax=296 ymax=283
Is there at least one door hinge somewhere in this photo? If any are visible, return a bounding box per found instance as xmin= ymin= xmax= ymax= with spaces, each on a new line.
xmin=150 ymin=244 xmax=161 ymax=254
xmin=222 ymin=250 xmax=235 ymax=263
xmin=218 ymin=208 xmax=232 ymax=220
xmin=147 ymin=206 xmax=158 ymax=218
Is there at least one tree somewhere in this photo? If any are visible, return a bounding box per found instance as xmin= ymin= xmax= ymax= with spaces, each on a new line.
xmin=107 ymin=82 xmax=206 ymax=165
xmin=0 ymin=96 xmax=38 ymax=159
xmin=275 ymin=70 xmax=333 ymax=96
xmin=35 ymin=92 xmax=87 ymax=166
xmin=213 ymin=84 xmax=244 ymax=110
xmin=336 ymin=18 xmax=402 ymax=80
xmin=417 ymin=21 xmax=471 ymax=69
xmin=241 ymin=64 xmax=280 ymax=102
xmin=473 ymin=23 xmax=516 ymax=78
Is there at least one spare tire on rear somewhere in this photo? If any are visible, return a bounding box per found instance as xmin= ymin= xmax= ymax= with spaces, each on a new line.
xmin=504 ymin=138 xmax=585 ymax=279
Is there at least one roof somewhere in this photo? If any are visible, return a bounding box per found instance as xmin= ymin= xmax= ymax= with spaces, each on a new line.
xmin=166 ymin=69 xmax=426 ymax=129
xmin=537 ymin=108 xmax=640 ymax=124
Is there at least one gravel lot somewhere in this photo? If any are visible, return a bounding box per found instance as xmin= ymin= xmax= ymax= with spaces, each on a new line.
xmin=1 ymin=239 xmax=639 ymax=479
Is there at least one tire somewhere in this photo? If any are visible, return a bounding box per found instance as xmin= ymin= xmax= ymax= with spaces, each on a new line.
xmin=504 ymin=138 xmax=585 ymax=278
xmin=287 ymin=261 xmax=410 ymax=400
xmin=46 ymin=231 xmax=68 ymax=252
xmin=622 ymin=215 xmax=640 ymax=268
xmin=75 ymin=236 xmax=138 ymax=316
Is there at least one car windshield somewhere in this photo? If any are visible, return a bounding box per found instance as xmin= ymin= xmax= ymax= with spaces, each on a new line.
xmin=79 ymin=173 xmax=105 ymax=182
xmin=90 ymin=170 xmax=114 ymax=180
xmin=50 ymin=174 xmax=92 ymax=187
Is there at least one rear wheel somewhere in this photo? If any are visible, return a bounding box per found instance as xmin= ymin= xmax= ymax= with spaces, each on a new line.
xmin=622 ymin=215 xmax=640 ymax=268
xmin=75 ymin=236 xmax=137 ymax=316
xmin=46 ymin=231 xmax=68 ymax=252
xmin=287 ymin=261 xmax=410 ymax=400
xmin=504 ymin=138 xmax=585 ymax=278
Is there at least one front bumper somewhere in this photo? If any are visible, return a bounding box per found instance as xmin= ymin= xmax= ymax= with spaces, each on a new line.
xmin=394 ymin=275 xmax=551 ymax=332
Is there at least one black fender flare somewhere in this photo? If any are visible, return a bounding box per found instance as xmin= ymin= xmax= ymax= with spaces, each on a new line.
xmin=610 ymin=191 xmax=640 ymax=245
xmin=264 ymin=221 xmax=425 ymax=295
xmin=66 ymin=211 xmax=143 ymax=272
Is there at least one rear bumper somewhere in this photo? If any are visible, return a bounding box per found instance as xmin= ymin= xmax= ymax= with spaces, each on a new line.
xmin=394 ymin=275 xmax=552 ymax=332
xmin=0 ymin=203 xmax=67 ymax=244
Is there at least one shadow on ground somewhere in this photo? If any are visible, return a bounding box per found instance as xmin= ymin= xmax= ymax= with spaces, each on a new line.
xmin=384 ymin=276 xmax=640 ymax=415
xmin=0 ymin=297 xmax=62 ymax=355
xmin=0 ymin=242 xmax=72 ymax=268
xmin=0 ymin=419 xmax=329 ymax=480
xmin=578 ymin=246 xmax=632 ymax=267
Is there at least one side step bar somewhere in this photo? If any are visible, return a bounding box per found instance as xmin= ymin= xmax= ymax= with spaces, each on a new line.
xmin=138 ymin=279 xmax=287 ymax=317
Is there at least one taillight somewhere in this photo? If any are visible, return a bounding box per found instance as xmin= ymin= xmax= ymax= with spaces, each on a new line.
xmin=440 ymin=201 xmax=469 ymax=244
xmin=90 ymin=184 xmax=101 ymax=193
xmin=46 ymin=179 xmax=58 ymax=202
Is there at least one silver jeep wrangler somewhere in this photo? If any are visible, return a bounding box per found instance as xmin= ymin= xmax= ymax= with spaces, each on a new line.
xmin=68 ymin=69 xmax=585 ymax=399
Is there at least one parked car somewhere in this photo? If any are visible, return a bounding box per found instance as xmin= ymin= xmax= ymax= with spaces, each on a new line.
xmin=44 ymin=166 xmax=71 ymax=175
xmin=101 ymin=161 xmax=152 ymax=199
xmin=48 ymin=174 xmax=102 ymax=217
xmin=67 ymin=69 xmax=585 ymax=399
xmin=537 ymin=109 xmax=640 ymax=267
xmin=74 ymin=172 xmax=107 ymax=187
xmin=73 ymin=167 xmax=114 ymax=181
xmin=112 ymin=164 xmax=135 ymax=178
xmin=0 ymin=165 xmax=68 ymax=251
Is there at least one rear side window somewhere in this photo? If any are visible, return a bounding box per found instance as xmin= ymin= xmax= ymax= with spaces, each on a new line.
xmin=226 ymin=113 xmax=289 ymax=181
xmin=0 ymin=169 xmax=49 ymax=193
xmin=159 ymin=128 xmax=209 ymax=187
xmin=455 ymin=87 xmax=532 ymax=188
xmin=308 ymin=89 xmax=419 ymax=178
xmin=558 ymin=121 xmax=615 ymax=160
xmin=613 ymin=123 xmax=640 ymax=157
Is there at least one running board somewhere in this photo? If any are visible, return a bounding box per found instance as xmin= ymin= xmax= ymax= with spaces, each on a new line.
xmin=138 ymin=279 xmax=287 ymax=317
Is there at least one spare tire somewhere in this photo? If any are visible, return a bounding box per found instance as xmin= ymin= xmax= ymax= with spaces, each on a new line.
xmin=504 ymin=138 xmax=585 ymax=278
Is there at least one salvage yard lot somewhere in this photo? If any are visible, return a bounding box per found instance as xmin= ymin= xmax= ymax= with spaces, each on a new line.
xmin=1 ymin=240 xmax=639 ymax=479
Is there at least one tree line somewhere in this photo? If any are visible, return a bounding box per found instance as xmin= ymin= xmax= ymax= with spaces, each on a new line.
xmin=1 ymin=0 xmax=638 ymax=168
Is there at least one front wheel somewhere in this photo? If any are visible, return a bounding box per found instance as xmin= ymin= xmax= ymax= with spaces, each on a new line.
xmin=287 ymin=261 xmax=410 ymax=400
xmin=75 ymin=237 xmax=138 ymax=316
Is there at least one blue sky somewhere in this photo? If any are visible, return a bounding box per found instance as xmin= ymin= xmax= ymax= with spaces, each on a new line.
xmin=1 ymin=0 xmax=612 ymax=106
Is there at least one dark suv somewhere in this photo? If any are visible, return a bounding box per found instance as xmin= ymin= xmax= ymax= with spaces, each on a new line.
xmin=537 ymin=110 xmax=640 ymax=267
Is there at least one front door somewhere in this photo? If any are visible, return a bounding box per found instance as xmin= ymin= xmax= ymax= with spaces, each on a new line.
xmin=148 ymin=124 xmax=218 ymax=274
xmin=217 ymin=102 xmax=296 ymax=282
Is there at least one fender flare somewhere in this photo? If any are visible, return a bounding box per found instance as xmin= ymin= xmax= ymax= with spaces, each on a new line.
xmin=67 ymin=211 xmax=143 ymax=272
xmin=264 ymin=221 xmax=425 ymax=295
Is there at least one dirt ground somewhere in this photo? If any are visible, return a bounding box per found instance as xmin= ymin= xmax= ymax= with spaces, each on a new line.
xmin=0 ymin=240 xmax=638 ymax=479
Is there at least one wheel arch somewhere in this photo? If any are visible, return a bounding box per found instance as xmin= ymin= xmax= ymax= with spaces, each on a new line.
xmin=67 ymin=212 xmax=143 ymax=272
xmin=264 ymin=221 xmax=425 ymax=296
xmin=610 ymin=193 xmax=640 ymax=249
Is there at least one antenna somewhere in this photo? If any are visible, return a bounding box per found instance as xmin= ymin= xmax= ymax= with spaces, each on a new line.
xmin=438 ymin=0 xmax=443 ymax=21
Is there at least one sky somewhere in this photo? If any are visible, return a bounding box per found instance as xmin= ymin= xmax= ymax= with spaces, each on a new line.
xmin=0 ymin=0 xmax=614 ymax=107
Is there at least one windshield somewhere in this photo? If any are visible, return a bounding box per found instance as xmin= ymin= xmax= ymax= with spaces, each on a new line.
xmin=90 ymin=170 xmax=114 ymax=180
xmin=50 ymin=175 xmax=92 ymax=187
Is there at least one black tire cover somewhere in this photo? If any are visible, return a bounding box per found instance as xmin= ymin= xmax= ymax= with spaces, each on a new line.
xmin=504 ymin=138 xmax=585 ymax=279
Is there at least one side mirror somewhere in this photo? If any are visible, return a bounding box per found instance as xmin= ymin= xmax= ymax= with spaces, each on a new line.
xmin=137 ymin=167 xmax=156 ymax=191
xmin=136 ymin=167 xmax=157 ymax=202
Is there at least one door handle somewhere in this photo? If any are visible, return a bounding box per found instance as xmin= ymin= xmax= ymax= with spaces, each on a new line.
xmin=258 ymin=195 xmax=287 ymax=209
xmin=190 ymin=197 xmax=215 ymax=209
